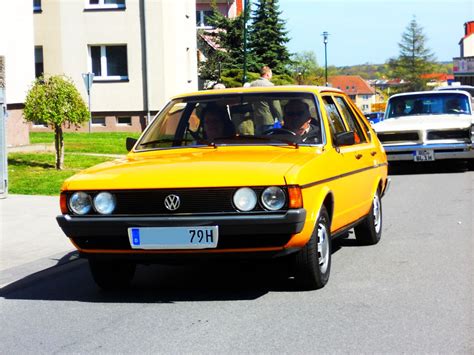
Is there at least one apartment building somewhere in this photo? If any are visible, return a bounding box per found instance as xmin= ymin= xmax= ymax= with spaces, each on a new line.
xmin=328 ymin=75 xmax=376 ymax=114
xmin=32 ymin=0 xmax=198 ymax=133
xmin=454 ymin=21 xmax=474 ymax=86
xmin=0 ymin=1 xmax=35 ymax=146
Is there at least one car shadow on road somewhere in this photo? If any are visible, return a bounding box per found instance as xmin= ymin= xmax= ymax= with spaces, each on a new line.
xmin=0 ymin=256 xmax=304 ymax=303
xmin=388 ymin=160 xmax=473 ymax=175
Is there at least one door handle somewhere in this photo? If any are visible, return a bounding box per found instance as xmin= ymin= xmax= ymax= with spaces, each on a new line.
xmin=370 ymin=151 xmax=377 ymax=156
xmin=355 ymin=154 xmax=363 ymax=160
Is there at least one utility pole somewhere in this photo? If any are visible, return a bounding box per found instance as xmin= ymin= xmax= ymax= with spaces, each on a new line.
xmin=322 ymin=31 xmax=329 ymax=86
xmin=82 ymin=72 xmax=94 ymax=133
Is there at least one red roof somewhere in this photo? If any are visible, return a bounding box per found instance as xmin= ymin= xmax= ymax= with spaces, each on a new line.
xmin=420 ymin=73 xmax=455 ymax=81
xmin=328 ymin=75 xmax=374 ymax=95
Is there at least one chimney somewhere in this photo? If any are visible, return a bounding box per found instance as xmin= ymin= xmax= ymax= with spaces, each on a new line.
xmin=465 ymin=21 xmax=474 ymax=36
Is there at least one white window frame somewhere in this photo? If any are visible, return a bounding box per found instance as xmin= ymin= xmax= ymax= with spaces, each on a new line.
xmin=116 ymin=116 xmax=132 ymax=126
xmin=91 ymin=117 xmax=106 ymax=126
xmin=88 ymin=45 xmax=128 ymax=81
xmin=85 ymin=0 xmax=125 ymax=10
xmin=196 ymin=10 xmax=214 ymax=29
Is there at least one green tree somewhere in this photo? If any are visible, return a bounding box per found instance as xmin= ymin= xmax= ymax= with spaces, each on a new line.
xmin=289 ymin=51 xmax=324 ymax=85
xmin=389 ymin=17 xmax=436 ymax=91
xmin=23 ymin=75 xmax=89 ymax=170
xmin=248 ymin=0 xmax=292 ymax=74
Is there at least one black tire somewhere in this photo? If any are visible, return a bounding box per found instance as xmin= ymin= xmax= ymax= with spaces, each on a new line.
xmin=354 ymin=190 xmax=382 ymax=245
xmin=88 ymin=259 xmax=136 ymax=291
xmin=292 ymin=206 xmax=331 ymax=290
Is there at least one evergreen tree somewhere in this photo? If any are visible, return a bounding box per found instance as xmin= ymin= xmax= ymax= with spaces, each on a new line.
xmin=248 ymin=0 xmax=292 ymax=75
xmin=389 ymin=17 xmax=436 ymax=91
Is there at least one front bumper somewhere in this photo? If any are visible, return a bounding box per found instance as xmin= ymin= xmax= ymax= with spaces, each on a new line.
xmin=56 ymin=209 xmax=307 ymax=253
xmin=383 ymin=142 xmax=474 ymax=161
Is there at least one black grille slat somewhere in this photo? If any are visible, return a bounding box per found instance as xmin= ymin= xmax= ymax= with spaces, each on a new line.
xmin=377 ymin=132 xmax=419 ymax=142
xmin=427 ymin=130 xmax=470 ymax=140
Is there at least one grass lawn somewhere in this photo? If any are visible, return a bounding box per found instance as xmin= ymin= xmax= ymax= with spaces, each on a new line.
xmin=8 ymin=153 xmax=115 ymax=195
xmin=30 ymin=132 xmax=141 ymax=154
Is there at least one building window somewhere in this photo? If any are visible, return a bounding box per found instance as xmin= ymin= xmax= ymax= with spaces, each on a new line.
xmin=34 ymin=46 xmax=44 ymax=78
xmin=117 ymin=116 xmax=132 ymax=125
xmin=89 ymin=45 xmax=128 ymax=81
xmin=86 ymin=0 xmax=125 ymax=10
xmin=33 ymin=121 xmax=47 ymax=127
xmin=33 ymin=0 xmax=42 ymax=12
xmin=196 ymin=10 xmax=213 ymax=28
xmin=91 ymin=117 xmax=106 ymax=126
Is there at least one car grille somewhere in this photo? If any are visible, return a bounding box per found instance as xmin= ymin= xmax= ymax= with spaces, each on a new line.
xmin=427 ymin=130 xmax=470 ymax=140
xmin=65 ymin=187 xmax=289 ymax=215
xmin=71 ymin=234 xmax=293 ymax=250
xmin=377 ymin=132 xmax=419 ymax=143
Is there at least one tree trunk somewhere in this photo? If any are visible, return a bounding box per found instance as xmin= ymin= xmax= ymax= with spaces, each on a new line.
xmin=54 ymin=124 xmax=64 ymax=170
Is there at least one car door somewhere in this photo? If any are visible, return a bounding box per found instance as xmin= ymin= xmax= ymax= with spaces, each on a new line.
xmin=333 ymin=94 xmax=380 ymax=218
xmin=320 ymin=94 xmax=362 ymax=232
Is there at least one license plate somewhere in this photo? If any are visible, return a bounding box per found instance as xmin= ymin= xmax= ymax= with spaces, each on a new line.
xmin=128 ymin=226 xmax=218 ymax=250
xmin=413 ymin=149 xmax=434 ymax=162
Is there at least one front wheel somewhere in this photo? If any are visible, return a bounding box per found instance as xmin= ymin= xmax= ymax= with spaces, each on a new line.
xmin=291 ymin=206 xmax=331 ymax=290
xmin=354 ymin=190 xmax=382 ymax=245
xmin=88 ymin=259 xmax=136 ymax=291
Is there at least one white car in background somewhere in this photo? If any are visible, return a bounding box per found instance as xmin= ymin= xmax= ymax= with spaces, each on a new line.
xmin=436 ymin=85 xmax=474 ymax=100
xmin=373 ymin=90 xmax=474 ymax=162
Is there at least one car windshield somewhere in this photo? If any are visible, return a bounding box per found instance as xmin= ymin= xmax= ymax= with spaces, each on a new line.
xmin=136 ymin=92 xmax=322 ymax=150
xmin=386 ymin=93 xmax=471 ymax=119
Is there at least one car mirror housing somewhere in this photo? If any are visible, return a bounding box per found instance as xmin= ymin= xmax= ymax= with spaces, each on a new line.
xmin=334 ymin=131 xmax=356 ymax=146
xmin=126 ymin=137 xmax=138 ymax=152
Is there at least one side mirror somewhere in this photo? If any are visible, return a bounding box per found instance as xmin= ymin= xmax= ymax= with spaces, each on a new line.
xmin=126 ymin=137 xmax=138 ymax=152
xmin=334 ymin=131 xmax=355 ymax=146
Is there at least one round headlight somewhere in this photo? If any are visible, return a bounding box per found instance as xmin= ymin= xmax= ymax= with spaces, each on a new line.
xmin=233 ymin=187 xmax=257 ymax=212
xmin=261 ymin=186 xmax=286 ymax=211
xmin=69 ymin=192 xmax=92 ymax=215
xmin=93 ymin=192 xmax=116 ymax=215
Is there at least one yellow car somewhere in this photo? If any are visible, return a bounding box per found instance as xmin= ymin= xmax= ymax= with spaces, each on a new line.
xmin=57 ymin=86 xmax=389 ymax=290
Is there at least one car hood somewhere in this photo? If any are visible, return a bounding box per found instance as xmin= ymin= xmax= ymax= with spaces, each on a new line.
xmin=373 ymin=114 xmax=473 ymax=132
xmin=62 ymin=146 xmax=322 ymax=190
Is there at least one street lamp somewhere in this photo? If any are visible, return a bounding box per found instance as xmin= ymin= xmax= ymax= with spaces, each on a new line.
xmin=82 ymin=72 xmax=94 ymax=133
xmin=322 ymin=31 xmax=329 ymax=86
xmin=242 ymin=0 xmax=251 ymax=85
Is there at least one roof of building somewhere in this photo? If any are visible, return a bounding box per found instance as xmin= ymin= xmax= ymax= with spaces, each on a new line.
xmin=328 ymin=75 xmax=375 ymax=95
xmin=420 ymin=73 xmax=455 ymax=81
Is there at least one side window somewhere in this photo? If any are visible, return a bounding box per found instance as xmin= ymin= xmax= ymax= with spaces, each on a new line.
xmin=334 ymin=96 xmax=367 ymax=144
xmin=322 ymin=96 xmax=347 ymax=137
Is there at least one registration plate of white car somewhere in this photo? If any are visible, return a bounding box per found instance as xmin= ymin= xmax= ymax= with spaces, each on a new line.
xmin=128 ymin=226 xmax=219 ymax=250
xmin=413 ymin=149 xmax=435 ymax=162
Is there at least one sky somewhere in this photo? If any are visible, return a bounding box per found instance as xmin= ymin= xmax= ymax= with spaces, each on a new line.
xmin=277 ymin=0 xmax=474 ymax=67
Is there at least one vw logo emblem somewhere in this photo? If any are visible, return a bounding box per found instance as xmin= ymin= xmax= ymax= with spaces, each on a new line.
xmin=164 ymin=194 xmax=180 ymax=211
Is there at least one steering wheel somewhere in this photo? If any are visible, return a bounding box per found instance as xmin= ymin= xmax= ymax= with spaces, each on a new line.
xmin=263 ymin=128 xmax=297 ymax=136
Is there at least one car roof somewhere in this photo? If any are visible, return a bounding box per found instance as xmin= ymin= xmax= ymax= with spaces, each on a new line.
xmin=388 ymin=90 xmax=472 ymax=100
xmin=171 ymin=85 xmax=344 ymax=100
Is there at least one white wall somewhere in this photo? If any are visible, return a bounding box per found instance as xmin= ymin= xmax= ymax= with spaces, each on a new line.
xmin=0 ymin=1 xmax=35 ymax=104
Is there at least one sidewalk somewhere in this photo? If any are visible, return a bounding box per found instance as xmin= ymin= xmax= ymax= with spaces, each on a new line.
xmin=0 ymin=194 xmax=76 ymax=287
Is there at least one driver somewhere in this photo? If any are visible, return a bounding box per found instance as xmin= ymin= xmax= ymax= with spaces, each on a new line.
xmin=282 ymin=99 xmax=320 ymax=142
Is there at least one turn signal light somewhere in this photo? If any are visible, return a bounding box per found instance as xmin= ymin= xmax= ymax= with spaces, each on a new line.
xmin=60 ymin=193 xmax=68 ymax=214
xmin=288 ymin=186 xmax=303 ymax=208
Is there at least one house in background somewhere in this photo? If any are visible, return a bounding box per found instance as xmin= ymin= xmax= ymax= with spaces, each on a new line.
xmin=31 ymin=0 xmax=198 ymax=134
xmin=0 ymin=1 xmax=34 ymax=147
xmin=421 ymin=73 xmax=455 ymax=88
xmin=329 ymin=75 xmax=375 ymax=114
xmin=453 ymin=21 xmax=474 ymax=86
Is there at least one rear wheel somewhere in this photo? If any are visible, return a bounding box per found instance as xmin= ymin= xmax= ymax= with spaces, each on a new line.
xmin=292 ymin=206 xmax=331 ymax=290
xmin=354 ymin=190 xmax=382 ymax=245
xmin=88 ymin=259 xmax=136 ymax=291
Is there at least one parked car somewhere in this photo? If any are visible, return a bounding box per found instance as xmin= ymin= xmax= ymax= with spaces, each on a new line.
xmin=436 ymin=85 xmax=474 ymax=99
xmin=373 ymin=90 xmax=474 ymax=162
xmin=56 ymin=86 xmax=389 ymax=291
xmin=365 ymin=111 xmax=385 ymax=124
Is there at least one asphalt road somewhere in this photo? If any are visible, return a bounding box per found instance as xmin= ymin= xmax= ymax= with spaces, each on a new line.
xmin=1 ymin=162 xmax=473 ymax=354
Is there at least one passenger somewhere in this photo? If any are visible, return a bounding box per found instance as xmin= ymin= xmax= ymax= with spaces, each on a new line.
xmin=446 ymin=98 xmax=463 ymax=113
xmin=393 ymin=102 xmax=406 ymax=116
